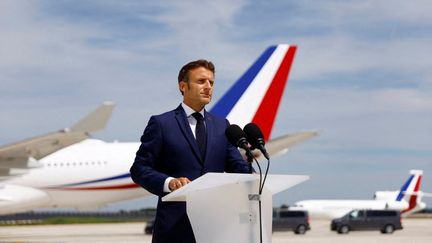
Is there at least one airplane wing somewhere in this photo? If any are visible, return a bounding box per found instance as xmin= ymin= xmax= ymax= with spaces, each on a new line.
xmin=266 ymin=131 xmax=319 ymax=157
xmin=0 ymin=102 xmax=115 ymax=180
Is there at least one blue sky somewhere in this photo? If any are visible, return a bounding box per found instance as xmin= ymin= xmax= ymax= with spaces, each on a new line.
xmin=1 ymin=0 xmax=431 ymax=210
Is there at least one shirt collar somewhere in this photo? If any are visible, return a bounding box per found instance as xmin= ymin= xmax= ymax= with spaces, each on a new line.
xmin=181 ymin=102 xmax=205 ymax=118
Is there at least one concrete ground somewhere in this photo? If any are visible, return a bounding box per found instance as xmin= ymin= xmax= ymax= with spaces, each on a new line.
xmin=0 ymin=218 xmax=431 ymax=242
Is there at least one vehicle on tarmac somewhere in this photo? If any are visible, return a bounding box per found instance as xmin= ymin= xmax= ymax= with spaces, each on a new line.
xmin=273 ymin=209 xmax=310 ymax=234
xmin=144 ymin=220 xmax=154 ymax=235
xmin=331 ymin=209 xmax=403 ymax=234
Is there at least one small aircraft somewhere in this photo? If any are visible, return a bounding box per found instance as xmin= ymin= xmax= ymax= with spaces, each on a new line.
xmin=289 ymin=170 xmax=431 ymax=219
xmin=0 ymin=44 xmax=317 ymax=214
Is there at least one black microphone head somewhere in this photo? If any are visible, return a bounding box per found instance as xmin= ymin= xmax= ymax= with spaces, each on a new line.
xmin=225 ymin=124 xmax=247 ymax=148
xmin=243 ymin=123 xmax=265 ymax=148
xmin=244 ymin=123 xmax=269 ymax=160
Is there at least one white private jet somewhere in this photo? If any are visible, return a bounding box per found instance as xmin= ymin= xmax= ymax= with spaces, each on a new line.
xmin=0 ymin=44 xmax=318 ymax=215
xmin=290 ymin=170 xmax=431 ymax=219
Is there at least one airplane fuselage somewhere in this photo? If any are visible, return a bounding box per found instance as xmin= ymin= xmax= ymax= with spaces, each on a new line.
xmin=2 ymin=139 xmax=148 ymax=213
xmin=290 ymin=199 xmax=409 ymax=219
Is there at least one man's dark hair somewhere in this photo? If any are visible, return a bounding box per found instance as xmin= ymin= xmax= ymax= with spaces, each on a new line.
xmin=178 ymin=59 xmax=215 ymax=95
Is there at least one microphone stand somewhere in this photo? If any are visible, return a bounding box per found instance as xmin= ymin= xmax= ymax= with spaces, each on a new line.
xmin=254 ymin=157 xmax=263 ymax=243
xmin=251 ymin=154 xmax=270 ymax=243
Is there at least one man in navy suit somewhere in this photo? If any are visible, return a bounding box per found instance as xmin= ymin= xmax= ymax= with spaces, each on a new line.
xmin=130 ymin=60 xmax=251 ymax=243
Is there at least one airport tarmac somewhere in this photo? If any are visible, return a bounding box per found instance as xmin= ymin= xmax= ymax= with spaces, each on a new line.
xmin=0 ymin=218 xmax=431 ymax=242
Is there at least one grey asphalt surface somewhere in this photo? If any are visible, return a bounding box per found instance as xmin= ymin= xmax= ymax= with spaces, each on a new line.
xmin=0 ymin=219 xmax=431 ymax=242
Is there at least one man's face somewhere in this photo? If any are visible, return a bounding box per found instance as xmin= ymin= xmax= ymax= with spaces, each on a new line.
xmin=180 ymin=67 xmax=214 ymax=111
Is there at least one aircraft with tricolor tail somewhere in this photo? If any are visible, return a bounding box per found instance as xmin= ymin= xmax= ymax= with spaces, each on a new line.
xmin=0 ymin=44 xmax=318 ymax=214
xmin=289 ymin=170 xmax=432 ymax=219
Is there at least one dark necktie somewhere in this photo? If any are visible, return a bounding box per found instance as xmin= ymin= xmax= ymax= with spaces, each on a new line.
xmin=192 ymin=112 xmax=206 ymax=160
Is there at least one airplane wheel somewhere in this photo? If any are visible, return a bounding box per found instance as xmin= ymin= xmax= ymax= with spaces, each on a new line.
xmin=382 ymin=224 xmax=394 ymax=234
xmin=338 ymin=225 xmax=349 ymax=234
xmin=294 ymin=225 xmax=307 ymax=234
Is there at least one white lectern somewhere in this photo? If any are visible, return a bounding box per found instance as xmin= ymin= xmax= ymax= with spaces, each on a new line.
xmin=163 ymin=173 xmax=308 ymax=243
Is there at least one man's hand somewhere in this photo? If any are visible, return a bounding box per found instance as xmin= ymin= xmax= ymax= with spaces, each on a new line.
xmin=168 ymin=177 xmax=191 ymax=191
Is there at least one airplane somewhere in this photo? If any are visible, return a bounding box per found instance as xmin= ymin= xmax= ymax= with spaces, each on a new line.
xmin=289 ymin=170 xmax=431 ymax=219
xmin=0 ymin=44 xmax=318 ymax=215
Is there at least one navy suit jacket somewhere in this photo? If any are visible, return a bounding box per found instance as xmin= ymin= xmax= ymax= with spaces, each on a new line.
xmin=130 ymin=105 xmax=251 ymax=243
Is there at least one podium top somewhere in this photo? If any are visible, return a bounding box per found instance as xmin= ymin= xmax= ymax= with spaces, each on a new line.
xmin=163 ymin=173 xmax=309 ymax=202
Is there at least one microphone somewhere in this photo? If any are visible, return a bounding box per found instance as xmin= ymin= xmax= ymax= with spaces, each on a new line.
xmin=244 ymin=123 xmax=269 ymax=160
xmin=225 ymin=124 xmax=254 ymax=163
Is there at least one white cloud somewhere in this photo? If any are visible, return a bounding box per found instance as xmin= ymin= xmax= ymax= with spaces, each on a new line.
xmin=276 ymin=86 xmax=432 ymax=152
xmin=286 ymin=1 xmax=432 ymax=29
xmin=374 ymin=88 xmax=432 ymax=110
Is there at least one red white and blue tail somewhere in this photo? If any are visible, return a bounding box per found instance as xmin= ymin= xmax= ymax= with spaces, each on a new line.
xmin=396 ymin=170 xmax=422 ymax=201
xmin=397 ymin=170 xmax=425 ymax=214
xmin=210 ymin=44 xmax=297 ymax=141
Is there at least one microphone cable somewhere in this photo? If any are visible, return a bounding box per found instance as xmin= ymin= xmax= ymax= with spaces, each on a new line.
xmin=252 ymin=154 xmax=270 ymax=243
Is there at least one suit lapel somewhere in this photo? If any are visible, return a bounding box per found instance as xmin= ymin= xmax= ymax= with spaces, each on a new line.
xmin=174 ymin=105 xmax=203 ymax=164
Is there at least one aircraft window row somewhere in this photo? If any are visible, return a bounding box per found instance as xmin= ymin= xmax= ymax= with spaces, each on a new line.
xmin=45 ymin=161 xmax=108 ymax=167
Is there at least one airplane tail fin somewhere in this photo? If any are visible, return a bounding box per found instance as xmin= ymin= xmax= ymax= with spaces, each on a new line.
xmin=210 ymin=45 xmax=297 ymax=141
xmin=396 ymin=170 xmax=423 ymax=201
xmin=70 ymin=101 xmax=115 ymax=133
xmin=397 ymin=170 xmax=425 ymax=214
